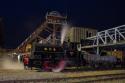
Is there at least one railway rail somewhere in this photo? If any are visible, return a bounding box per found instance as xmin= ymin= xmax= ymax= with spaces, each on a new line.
xmin=1 ymin=73 xmax=125 ymax=83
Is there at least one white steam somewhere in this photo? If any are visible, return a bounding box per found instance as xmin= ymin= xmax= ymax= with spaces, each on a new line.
xmin=1 ymin=56 xmax=24 ymax=70
xmin=52 ymin=60 xmax=66 ymax=72
xmin=61 ymin=24 xmax=70 ymax=45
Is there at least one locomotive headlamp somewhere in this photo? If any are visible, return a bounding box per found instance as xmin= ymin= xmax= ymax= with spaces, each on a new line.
xmin=44 ymin=48 xmax=48 ymax=51
xmin=49 ymin=48 xmax=52 ymax=51
xmin=53 ymin=48 xmax=56 ymax=51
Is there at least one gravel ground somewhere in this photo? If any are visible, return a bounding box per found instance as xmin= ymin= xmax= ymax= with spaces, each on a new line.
xmin=0 ymin=69 xmax=125 ymax=81
xmin=0 ymin=69 xmax=65 ymax=81
xmin=92 ymin=79 xmax=125 ymax=83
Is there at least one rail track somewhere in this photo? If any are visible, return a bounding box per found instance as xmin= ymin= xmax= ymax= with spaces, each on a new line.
xmin=0 ymin=73 xmax=125 ymax=83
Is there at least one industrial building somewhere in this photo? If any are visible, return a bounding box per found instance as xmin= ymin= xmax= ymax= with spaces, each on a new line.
xmin=65 ymin=27 xmax=97 ymax=43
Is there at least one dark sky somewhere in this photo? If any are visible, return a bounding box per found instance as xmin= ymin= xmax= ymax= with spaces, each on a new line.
xmin=0 ymin=0 xmax=125 ymax=48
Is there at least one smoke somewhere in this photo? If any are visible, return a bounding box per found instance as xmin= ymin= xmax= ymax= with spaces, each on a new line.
xmin=1 ymin=56 xmax=24 ymax=70
xmin=61 ymin=24 xmax=70 ymax=45
xmin=52 ymin=59 xmax=66 ymax=72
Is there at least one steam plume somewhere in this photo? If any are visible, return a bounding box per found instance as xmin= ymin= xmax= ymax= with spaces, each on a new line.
xmin=61 ymin=24 xmax=70 ymax=45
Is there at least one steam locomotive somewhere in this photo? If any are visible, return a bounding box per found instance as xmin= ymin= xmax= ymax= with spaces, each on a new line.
xmin=27 ymin=42 xmax=122 ymax=72
xmin=28 ymin=43 xmax=65 ymax=71
xmin=27 ymin=42 xmax=86 ymax=71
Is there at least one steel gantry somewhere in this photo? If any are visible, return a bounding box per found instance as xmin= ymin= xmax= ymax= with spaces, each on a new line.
xmin=16 ymin=11 xmax=67 ymax=52
xmin=82 ymin=25 xmax=125 ymax=55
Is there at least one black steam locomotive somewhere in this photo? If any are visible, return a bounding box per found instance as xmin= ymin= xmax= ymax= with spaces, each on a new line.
xmin=27 ymin=42 xmax=121 ymax=72
xmin=29 ymin=43 xmax=64 ymax=70
xmin=28 ymin=43 xmax=86 ymax=71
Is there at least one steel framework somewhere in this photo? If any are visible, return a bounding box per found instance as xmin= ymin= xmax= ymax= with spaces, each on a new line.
xmin=82 ymin=25 xmax=125 ymax=55
xmin=16 ymin=11 xmax=67 ymax=52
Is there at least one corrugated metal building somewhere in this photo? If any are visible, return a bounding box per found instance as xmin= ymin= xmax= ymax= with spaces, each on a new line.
xmin=65 ymin=27 xmax=97 ymax=43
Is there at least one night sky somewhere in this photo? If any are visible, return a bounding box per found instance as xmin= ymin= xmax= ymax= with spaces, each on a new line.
xmin=0 ymin=0 xmax=125 ymax=48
